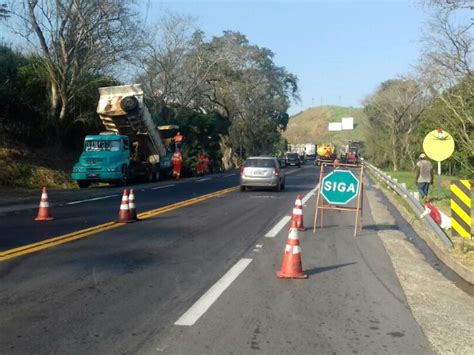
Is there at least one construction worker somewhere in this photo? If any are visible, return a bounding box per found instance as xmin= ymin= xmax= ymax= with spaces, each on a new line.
xmin=174 ymin=131 xmax=184 ymax=150
xmin=197 ymin=152 xmax=209 ymax=175
xmin=171 ymin=149 xmax=183 ymax=180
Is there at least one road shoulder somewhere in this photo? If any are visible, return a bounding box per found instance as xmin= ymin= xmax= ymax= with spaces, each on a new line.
xmin=366 ymin=184 xmax=474 ymax=354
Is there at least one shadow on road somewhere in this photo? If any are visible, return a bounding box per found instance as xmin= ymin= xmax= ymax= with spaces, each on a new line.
xmin=305 ymin=262 xmax=356 ymax=276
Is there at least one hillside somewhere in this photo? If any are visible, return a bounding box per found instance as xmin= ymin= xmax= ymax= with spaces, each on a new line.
xmin=283 ymin=106 xmax=365 ymax=147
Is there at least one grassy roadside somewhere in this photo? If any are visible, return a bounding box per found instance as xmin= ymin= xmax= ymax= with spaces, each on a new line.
xmin=0 ymin=146 xmax=78 ymax=189
xmin=382 ymin=169 xmax=474 ymax=259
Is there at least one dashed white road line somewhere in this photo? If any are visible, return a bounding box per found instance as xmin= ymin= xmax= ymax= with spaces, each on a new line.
xmin=66 ymin=195 xmax=117 ymax=205
xmin=175 ymin=258 xmax=252 ymax=326
xmin=302 ymin=183 xmax=320 ymax=205
xmin=152 ymin=184 xmax=175 ymax=190
xmin=196 ymin=178 xmax=211 ymax=182
xmin=265 ymin=215 xmax=291 ymax=238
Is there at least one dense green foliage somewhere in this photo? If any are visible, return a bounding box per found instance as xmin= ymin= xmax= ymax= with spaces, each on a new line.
xmin=362 ymin=4 xmax=473 ymax=178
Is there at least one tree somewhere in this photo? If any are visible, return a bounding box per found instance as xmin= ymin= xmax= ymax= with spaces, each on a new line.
xmin=139 ymin=28 xmax=299 ymax=160
xmin=417 ymin=5 xmax=473 ymax=175
xmin=363 ymin=79 xmax=429 ymax=170
xmin=3 ymin=0 xmax=141 ymax=140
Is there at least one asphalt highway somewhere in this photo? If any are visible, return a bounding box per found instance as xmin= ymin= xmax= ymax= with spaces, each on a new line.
xmin=0 ymin=164 xmax=433 ymax=354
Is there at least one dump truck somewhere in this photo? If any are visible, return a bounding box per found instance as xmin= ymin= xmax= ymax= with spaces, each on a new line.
xmin=71 ymin=84 xmax=173 ymax=188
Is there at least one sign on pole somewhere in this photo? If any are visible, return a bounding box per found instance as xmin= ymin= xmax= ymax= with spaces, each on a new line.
xmin=320 ymin=170 xmax=360 ymax=205
xmin=313 ymin=164 xmax=364 ymax=237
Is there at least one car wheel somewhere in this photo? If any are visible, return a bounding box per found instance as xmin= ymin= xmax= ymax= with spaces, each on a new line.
xmin=240 ymin=185 xmax=246 ymax=192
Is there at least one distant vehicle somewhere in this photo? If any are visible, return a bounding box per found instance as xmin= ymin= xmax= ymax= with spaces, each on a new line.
xmin=287 ymin=143 xmax=306 ymax=162
xmin=315 ymin=144 xmax=337 ymax=166
xmin=304 ymin=143 xmax=316 ymax=159
xmin=285 ymin=152 xmax=301 ymax=167
xmin=240 ymin=156 xmax=285 ymax=192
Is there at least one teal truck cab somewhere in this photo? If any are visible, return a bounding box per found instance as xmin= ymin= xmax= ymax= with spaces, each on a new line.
xmin=71 ymin=84 xmax=172 ymax=188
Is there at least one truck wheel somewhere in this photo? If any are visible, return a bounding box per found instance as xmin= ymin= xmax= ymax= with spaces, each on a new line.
xmin=120 ymin=96 xmax=139 ymax=113
xmin=77 ymin=181 xmax=90 ymax=189
xmin=146 ymin=169 xmax=154 ymax=183
xmin=119 ymin=165 xmax=129 ymax=185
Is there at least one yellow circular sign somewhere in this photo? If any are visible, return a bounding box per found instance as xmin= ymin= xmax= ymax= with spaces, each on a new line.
xmin=422 ymin=129 xmax=455 ymax=162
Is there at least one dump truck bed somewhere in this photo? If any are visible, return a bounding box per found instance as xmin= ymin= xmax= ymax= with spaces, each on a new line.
xmin=96 ymin=84 xmax=166 ymax=162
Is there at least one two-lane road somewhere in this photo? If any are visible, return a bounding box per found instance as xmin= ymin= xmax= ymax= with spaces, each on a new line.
xmin=0 ymin=165 xmax=433 ymax=354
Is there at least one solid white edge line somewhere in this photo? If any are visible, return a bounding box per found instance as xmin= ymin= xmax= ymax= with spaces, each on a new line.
xmin=175 ymin=258 xmax=252 ymax=326
xmin=66 ymin=195 xmax=117 ymax=205
xmin=265 ymin=215 xmax=291 ymax=238
xmin=152 ymin=184 xmax=175 ymax=190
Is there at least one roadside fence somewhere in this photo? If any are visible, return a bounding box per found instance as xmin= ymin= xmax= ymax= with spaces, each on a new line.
xmin=362 ymin=161 xmax=454 ymax=249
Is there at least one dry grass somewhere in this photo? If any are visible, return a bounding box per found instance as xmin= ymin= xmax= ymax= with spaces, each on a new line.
xmin=0 ymin=144 xmax=78 ymax=189
xmin=284 ymin=106 xmax=365 ymax=145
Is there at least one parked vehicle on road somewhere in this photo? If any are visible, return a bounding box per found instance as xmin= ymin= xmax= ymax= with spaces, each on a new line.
xmin=240 ymin=156 xmax=285 ymax=192
xmin=71 ymin=84 xmax=173 ymax=188
xmin=285 ymin=152 xmax=301 ymax=167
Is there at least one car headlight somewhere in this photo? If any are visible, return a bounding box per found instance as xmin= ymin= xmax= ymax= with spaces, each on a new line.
xmin=73 ymin=166 xmax=85 ymax=172
xmin=106 ymin=167 xmax=119 ymax=172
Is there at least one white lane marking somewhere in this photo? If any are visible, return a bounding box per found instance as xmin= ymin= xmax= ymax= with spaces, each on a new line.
xmin=66 ymin=195 xmax=117 ymax=205
xmin=265 ymin=215 xmax=291 ymax=238
xmin=302 ymin=183 xmax=320 ymax=205
xmin=175 ymin=258 xmax=252 ymax=326
xmin=196 ymin=178 xmax=211 ymax=182
xmin=224 ymin=174 xmax=236 ymax=177
xmin=152 ymin=184 xmax=175 ymax=190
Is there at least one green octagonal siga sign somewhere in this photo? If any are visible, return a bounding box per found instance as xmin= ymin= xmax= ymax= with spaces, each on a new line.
xmin=321 ymin=170 xmax=360 ymax=205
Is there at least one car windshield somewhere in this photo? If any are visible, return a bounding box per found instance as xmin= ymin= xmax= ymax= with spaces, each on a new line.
xmin=287 ymin=153 xmax=298 ymax=159
xmin=244 ymin=159 xmax=275 ymax=168
xmin=84 ymin=140 xmax=121 ymax=152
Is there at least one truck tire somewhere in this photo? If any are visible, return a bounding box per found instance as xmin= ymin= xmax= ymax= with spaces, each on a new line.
xmin=118 ymin=165 xmax=129 ymax=186
xmin=120 ymin=96 xmax=139 ymax=113
xmin=77 ymin=181 xmax=90 ymax=189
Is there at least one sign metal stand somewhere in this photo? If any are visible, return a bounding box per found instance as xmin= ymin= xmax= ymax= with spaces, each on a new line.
xmin=313 ymin=163 xmax=364 ymax=237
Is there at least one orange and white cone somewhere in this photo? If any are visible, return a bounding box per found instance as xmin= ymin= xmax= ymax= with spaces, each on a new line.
xmin=35 ymin=187 xmax=54 ymax=221
xmin=128 ymin=188 xmax=139 ymax=221
xmin=291 ymin=194 xmax=305 ymax=231
xmin=117 ymin=189 xmax=134 ymax=223
xmin=277 ymin=219 xmax=307 ymax=279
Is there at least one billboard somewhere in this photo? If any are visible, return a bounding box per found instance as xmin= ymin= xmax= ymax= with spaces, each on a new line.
xmin=341 ymin=117 xmax=354 ymax=130
xmin=328 ymin=122 xmax=342 ymax=131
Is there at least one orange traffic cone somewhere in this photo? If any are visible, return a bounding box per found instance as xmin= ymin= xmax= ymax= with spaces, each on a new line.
xmin=276 ymin=219 xmax=307 ymax=279
xmin=35 ymin=187 xmax=54 ymax=221
xmin=128 ymin=188 xmax=139 ymax=221
xmin=291 ymin=194 xmax=305 ymax=231
xmin=117 ymin=189 xmax=135 ymax=223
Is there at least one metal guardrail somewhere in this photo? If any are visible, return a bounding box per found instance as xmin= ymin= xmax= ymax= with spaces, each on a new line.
xmin=362 ymin=161 xmax=454 ymax=249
